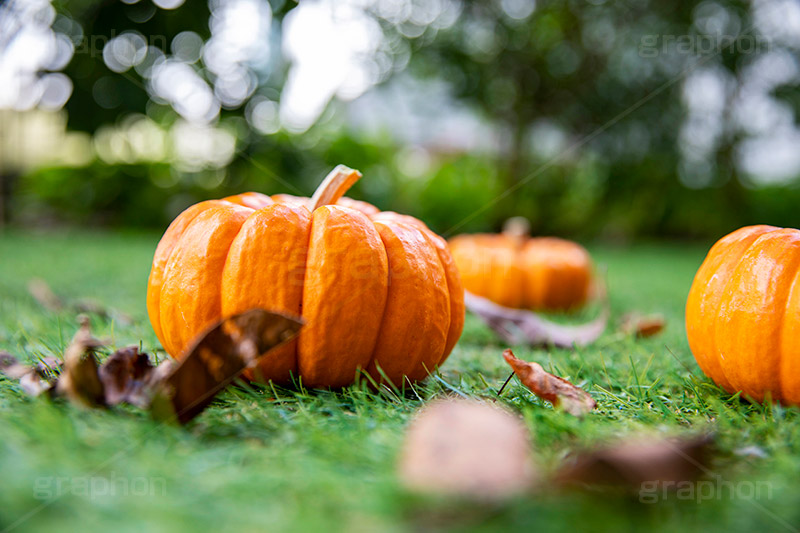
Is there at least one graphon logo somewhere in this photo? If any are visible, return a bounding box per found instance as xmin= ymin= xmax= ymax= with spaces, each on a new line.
xmin=33 ymin=473 xmax=167 ymax=500
xmin=639 ymin=478 xmax=773 ymax=504
xmin=638 ymin=34 xmax=772 ymax=58
xmin=72 ymin=30 xmax=168 ymax=58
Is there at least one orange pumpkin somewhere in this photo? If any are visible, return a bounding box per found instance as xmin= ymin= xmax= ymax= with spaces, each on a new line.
xmin=448 ymin=218 xmax=592 ymax=311
xmin=147 ymin=165 xmax=465 ymax=388
xmin=686 ymin=224 xmax=800 ymax=405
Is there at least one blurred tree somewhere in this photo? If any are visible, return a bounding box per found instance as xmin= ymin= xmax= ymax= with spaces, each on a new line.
xmin=4 ymin=0 xmax=800 ymax=238
xmin=373 ymin=0 xmax=800 ymax=238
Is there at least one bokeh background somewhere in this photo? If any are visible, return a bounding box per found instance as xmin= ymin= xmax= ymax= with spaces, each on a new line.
xmin=2 ymin=0 xmax=800 ymax=240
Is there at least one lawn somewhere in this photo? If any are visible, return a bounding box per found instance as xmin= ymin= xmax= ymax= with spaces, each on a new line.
xmin=1 ymin=230 xmax=798 ymax=532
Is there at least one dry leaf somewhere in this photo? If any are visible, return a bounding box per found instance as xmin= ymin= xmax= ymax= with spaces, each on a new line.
xmin=620 ymin=313 xmax=665 ymax=338
xmin=2 ymin=310 xmax=301 ymax=423
xmin=398 ymin=399 xmax=537 ymax=500
xmin=556 ymin=434 xmax=714 ymax=489
xmin=97 ymin=346 xmax=156 ymax=407
xmin=0 ymin=352 xmax=60 ymax=396
xmin=55 ymin=316 xmax=106 ymax=407
xmin=0 ymin=351 xmax=32 ymax=380
xmin=503 ymin=349 xmax=596 ymax=416
xmin=464 ymin=292 xmax=607 ymax=348
xmin=150 ymin=309 xmax=303 ymax=424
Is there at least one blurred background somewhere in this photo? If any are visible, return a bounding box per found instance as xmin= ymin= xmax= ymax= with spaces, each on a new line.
xmin=1 ymin=0 xmax=799 ymax=240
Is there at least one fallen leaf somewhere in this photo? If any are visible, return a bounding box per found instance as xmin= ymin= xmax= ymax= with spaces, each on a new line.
xmin=620 ymin=313 xmax=665 ymax=338
xmin=55 ymin=316 xmax=106 ymax=407
xmin=151 ymin=309 xmax=303 ymax=424
xmin=464 ymin=291 xmax=607 ymax=348
xmin=556 ymin=434 xmax=714 ymax=489
xmin=0 ymin=352 xmax=61 ymax=396
xmin=398 ymin=398 xmax=537 ymax=500
xmin=502 ymin=349 xmax=596 ymax=416
xmin=0 ymin=351 xmax=31 ymax=380
xmin=97 ymin=346 xmax=156 ymax=407
xmin=2 ymin=310 xmax=301 ymax=423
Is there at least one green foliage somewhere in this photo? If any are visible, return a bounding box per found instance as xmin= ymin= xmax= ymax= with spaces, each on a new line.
xmin=8 ymin=0 xmax=800 ymax=238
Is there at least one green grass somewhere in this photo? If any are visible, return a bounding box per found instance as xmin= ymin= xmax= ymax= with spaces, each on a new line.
xmin=1 ymin=230 xmax=799 ymax=532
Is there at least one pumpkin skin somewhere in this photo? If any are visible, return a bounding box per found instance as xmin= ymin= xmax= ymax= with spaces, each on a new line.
xmin=147 ymin=166 xmax=465 ymax=388
xmin=686 ymin=224 xmax=800 ymax=405
xmin=448 ymin=228 xmax=592 ymax=311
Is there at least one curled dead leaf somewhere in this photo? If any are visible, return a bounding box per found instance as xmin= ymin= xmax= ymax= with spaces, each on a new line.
xmin=398 ymin=398 xmax=537 ymax=500
xmin=556 ymin=434 xmax=715 ymax=490
xmin=0 ymin=351 xmax=60 ymax=396
xmin=150 ymin=309 xmax=303 ymax=424
xmin=2 ymin=309 xmax=301 ymax=424
xmin=464 ymin=292 xmax=607 ymax=348
xmin=502 ymin=349 xmax=596 ymax=416
xmin=55 ymin=316 xmax=106 ymax=407
xmin=620 ymin=313 xmax=666 ymax=338
xmin=97 ymin=346 xmax=157 ymax=407
xmin=0 ymin=351 xmax=32 ymax=380
xmin=0 ymin=309 xmax=301 ymax=423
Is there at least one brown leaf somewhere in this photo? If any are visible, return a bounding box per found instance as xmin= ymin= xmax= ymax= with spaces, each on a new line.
xmin=556 ymin=434 xmax=714 ymax=489
xmin=97 ymin=346 xmax=156 ymax=407
xmin=150 ymin=309 xmax=303 ymax=424
xmin=398 ymin=399 xmax=537 ymax=500
xmin=620 ymin=313 xmax=666 ymax=338
xmin=0 ymin=352 xmax=61 ymax=396
xmin=503 ymin=349 xmax=596 ymax=416
xmin=0 ymin=351 xmax=31 ymax=380
xmin=464 ymin=291 xmax=607 ymax=348
xmin=3 ymin=310 xmax=301 ymax=422
xmin=55 ymin=316 xmax=106 ymax=407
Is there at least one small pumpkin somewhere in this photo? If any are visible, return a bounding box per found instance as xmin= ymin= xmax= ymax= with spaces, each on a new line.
xmin=686 ymin=224 xmax=800 ymax=405
xmin=147 ymin=165 xmax=465 ymax=388
xmin=448 ymin=218 xmax=593 ymax=311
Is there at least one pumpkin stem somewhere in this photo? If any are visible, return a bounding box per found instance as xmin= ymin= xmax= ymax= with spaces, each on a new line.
xmin=502 ymin=217 xmax=530 ymax=242
xmin=310 ymin=165 xmax=363 ymax=210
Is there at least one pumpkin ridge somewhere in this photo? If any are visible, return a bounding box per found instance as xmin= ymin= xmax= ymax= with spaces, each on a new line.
xmin=714 ymin=229 xmax=800 ymax=399
xmin=148 ymin=200 xmax=229 ymax=344
xmin=419 ymin=230 xmax=454 ymax=369
xmin=779 ymin=250 xmax=800 ymax=404
xmin=366 ymin=219 xmax=450 ymax=384
xmin=297 ymin=205 xmax=389 ymax=387
xmin=688 ymin=225 xmax=777 ymax=391
xmin=761 ymin=231 xmax=800 ymax=402
xmin=160 ymin=203 xmax=252 ymax=356
xmin=220 ymin=203 xmax=311 ymax=383
xmin=710 ymin=233 xmax=767 ymax=393
xmin=424 ymin=230 xmax=464 ymax=365
xmin=362 ymin=219 xmax=397 ymax=381
xmin=768 ymin=229 xmax=800 ymax=402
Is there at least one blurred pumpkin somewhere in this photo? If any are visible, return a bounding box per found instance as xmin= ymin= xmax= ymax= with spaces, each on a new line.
xmin=686 ymin=224 xmax=800 ymax=405
xmin=448 ymin=217 xmax=592 ymax=311
xmin=147 ymin=165 xmax=464 ymax=388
